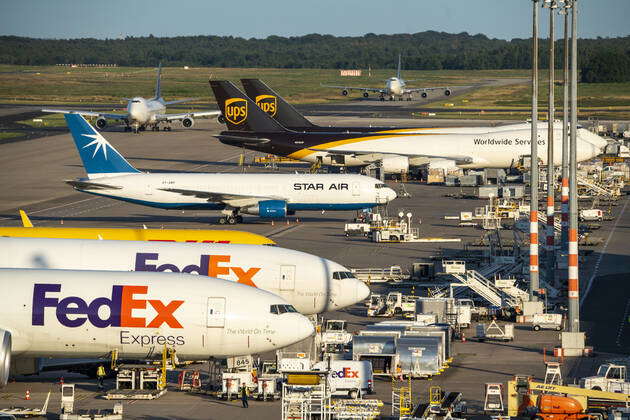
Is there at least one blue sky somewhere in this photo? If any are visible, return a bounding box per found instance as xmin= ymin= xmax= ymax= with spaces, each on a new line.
xmin=1 ymin=0 xmax=628 ymax=40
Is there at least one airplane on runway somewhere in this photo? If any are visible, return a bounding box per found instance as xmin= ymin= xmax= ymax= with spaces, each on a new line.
xmin=322 ymin=54 xmax=452 ymax=101
xmin=62 ymin=114 xmax=396 ymax=224
xmin=0 ymin=237 xmax=370 ymax=315
xmin=43 ymin=64 xmax=220 ymax=133
xmin=0 ymin=209 xmax=276 ymax=245
xmin=0 ymin=268 xmax=314 ymax=386
xmin=210 ymin=80 xmax=606 ymax=177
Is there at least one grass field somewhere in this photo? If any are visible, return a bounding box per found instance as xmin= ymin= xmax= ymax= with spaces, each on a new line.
xmin=0 ymin=65 xmax=628 ymax=119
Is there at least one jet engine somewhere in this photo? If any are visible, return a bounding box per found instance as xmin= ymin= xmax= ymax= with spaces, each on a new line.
xmin=95 ymin=117 xmax=107 ymax=129
xmin=217 ymin=115 xmax=226 ymax=124
xmin=444 ymin=89 xmax=452 ymax=96
xmin=0 ymin=329 xmax=10 ymax=387
xmin=242 ymin=200 xmax=287 ymax=219
xmin=182 ymin=117 xmax=194 ymax=128
xmin=381 ymin=155 xmax=409 ymax=174
xmin=421 ymin=92 xmax=428 ymax=98
xmin=363 ymin=92 xmax=369 ymax=98
xmin=341 ymin=90 xmax=349 ymax=96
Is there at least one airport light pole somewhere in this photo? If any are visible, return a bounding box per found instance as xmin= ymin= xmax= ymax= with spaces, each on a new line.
xmin=568 ymin=0 xmax=580 ymax=333
xmin=529 ymin=0 xmax=540 ymax=302
xmin=543 ymin=0 xmax=558 ymax=287
xmin=560 ymin=1 xmax=571 ymax=282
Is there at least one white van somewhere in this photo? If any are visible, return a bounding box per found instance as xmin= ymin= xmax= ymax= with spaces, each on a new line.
xmin=313 ymin=360 xmax=374 ymax=398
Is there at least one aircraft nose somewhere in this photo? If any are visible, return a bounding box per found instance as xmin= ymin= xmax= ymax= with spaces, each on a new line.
xmin=334 ymin=277 xmax=370 ymax=309
xmin=386 ymin=187 xmax=398 ymax=202
xmin=278 ymin=314 xmax=315 ymax=346
xmin=356 ymin=280 xmax=370 ymax=302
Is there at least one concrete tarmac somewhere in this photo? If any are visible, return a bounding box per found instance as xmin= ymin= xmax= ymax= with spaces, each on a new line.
xmin=0 ymin=113 xmax=628 ymax=419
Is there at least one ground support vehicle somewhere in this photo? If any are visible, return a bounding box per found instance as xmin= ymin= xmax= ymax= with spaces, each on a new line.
xmin=475 ymin=320 xmax=514 ymax=342
xmin=581 ymin=364 xmax=630 ymax=393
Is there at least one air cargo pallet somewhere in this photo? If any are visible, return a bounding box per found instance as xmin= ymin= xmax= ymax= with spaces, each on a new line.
xmin=104 ymin=388 xmax=167 ymax=400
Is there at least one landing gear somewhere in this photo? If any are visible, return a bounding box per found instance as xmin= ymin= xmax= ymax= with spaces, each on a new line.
xmin=219 ymin=212 xmax=243 ymax=225
xmin=124 ymin=126 xmax=131 ymax=132
xmin=151 ymin=126 xmax=160 ymax=131
xmin=164 ymin=126 xmax=172 ymax=131
xmin=379 ymin=95 xmax=385 ymax=102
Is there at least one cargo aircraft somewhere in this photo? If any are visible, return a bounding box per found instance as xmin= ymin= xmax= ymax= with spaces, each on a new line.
xmin=0 ymin=268 xmax=314 ymax=386
xmin=43 ymin=64 xmax=220 ymax=133
xmin=322 ymin=54 xmax=452 ymax=101
xmin=0 ymin=237 xmax=370 ymax=315
xmin=62 ymin=114 xmax=396 ymax=224
xmin=210 ymin=80 xmax=605 ymax=177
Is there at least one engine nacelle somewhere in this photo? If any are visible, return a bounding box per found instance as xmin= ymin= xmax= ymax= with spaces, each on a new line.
xmin=217 ymin=115 xmax=226 ymax=124
xmin=381 ymin=155 xmax=409 ymax=174
xmin=0 ymin=329 xmax=10 ymax=387
xmin=182 ymin=117 xmax=194 ymax=128
xmin=95 ymin=117 xmax=107 ymax=129
xmin=341 ymin=90 xmax=349 ymax=96
xmin=242 ymin=200 xmax=287 ymax=219
xmin=444 ymin=89 xmax=452 ymax=96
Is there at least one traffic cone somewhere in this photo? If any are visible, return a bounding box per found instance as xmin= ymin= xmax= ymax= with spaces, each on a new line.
xmin=461 ymin=332 xmax=466 ymax=343
xmin=271 ymin=220 xmax=274 ymax=226
xmin=286 ymin=219 xmax=290 ymax=225
xmin=25 ymin=389 xmax=31 ymax=400
xmin=58 ymin=376 xmax=64 ymax=385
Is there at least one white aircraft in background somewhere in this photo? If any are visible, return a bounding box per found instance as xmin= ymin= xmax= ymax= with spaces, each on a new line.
xmin=0 ymin=237 xmax=370 ymax=315
xmin=62 ymin=114 xmax=396 ymax=225
xmin=323 ymin=54 xmax=452 ymax=101
xmin=0 ymin=268 xmax=314 ymax=386
xmin=43 ymin=64 xmax=220 ymax=133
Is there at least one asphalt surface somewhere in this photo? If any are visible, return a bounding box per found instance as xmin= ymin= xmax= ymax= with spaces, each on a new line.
xmin=0 ymin=110 xmax=628 ymax=419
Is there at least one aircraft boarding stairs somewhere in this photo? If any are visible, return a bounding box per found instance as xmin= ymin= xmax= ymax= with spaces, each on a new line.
xmin=578 ymin=175 xmax=619 ymax=198
xmin=434 ymin=261 xmax=528 ymax=308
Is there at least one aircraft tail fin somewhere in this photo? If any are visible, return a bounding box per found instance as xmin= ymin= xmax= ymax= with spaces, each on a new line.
xmin=64 ymin=114 xmax=140 ymax=179
xmin=209 ymin=80 xmax=288 ymax=132
xmin=397 ymin=53 xmax=402 ymax=79
xmin=19 ymin=210 xmax=33 ymax=227
xmin=241 ymin=79 xmax=317 ymax=129
xmin=153 ymin=62 xmax=162 ymax=99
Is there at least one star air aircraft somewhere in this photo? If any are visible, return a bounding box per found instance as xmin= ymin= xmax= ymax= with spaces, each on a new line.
xmin=322 ymin=54 xmax=452 ymax=101
xmin=43 ymin=64 xmax=220 ymax=133
xmin=0 ymin=210 xmax=275 ymax=245
xmin=0 ymin=268 xmax=314 ymax=387
xmin=0 ymin=237 xmax=370 ymax=315
xmin=62 ymin=114 xmax=396 ymax=225
xmin=210 ymin=80 xmax=605 ymax=177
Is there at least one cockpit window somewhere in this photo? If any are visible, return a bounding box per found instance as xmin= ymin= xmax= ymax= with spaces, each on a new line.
xmin=333 ymin=271 xmax=357 ymax=280
xmin=132 ymin=100 xmax=141 ymax=103
xmin=375 ymin=183 xmax=386 ymax=189
xmin=270 ymin=304 xmax=298 ymax=314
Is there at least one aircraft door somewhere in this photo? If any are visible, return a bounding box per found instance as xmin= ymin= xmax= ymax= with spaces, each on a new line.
xmin=280 ymin=265 xmax=296 ymax=291
xmin=206 ymin=297 xmax=226 ymax=328
xmin=352 ymin=182 xmax=360 ymax=196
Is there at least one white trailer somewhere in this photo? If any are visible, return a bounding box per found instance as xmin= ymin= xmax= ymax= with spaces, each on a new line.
xmin=532 ymin=313 xmax=563 ymax=331
xmin=475 ymin=320 xmax=514 ymax=342
xmin=579 ymin=209 xmax=604 ymax=221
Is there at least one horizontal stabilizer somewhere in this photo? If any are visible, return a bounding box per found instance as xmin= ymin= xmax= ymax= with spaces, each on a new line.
xmin=66 ymin=180 xmax=123 ymax=190
xmin=215 ymin=134 xmax=270 ymax=145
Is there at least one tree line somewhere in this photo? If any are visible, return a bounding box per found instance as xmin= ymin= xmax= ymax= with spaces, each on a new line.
xmin=1 ymin=31 xmax=629 ymax=82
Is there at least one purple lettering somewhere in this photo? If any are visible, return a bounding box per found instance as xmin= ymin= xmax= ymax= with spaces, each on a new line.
xmin=156 ymin=263 xmax=180 ymax=272
xmin=135 ymin=253 xmax=159 ymax=271
xmin=182 ymin=255 xmax=209 ymax=274
xmin=32 ymin=284 xmax=61 ymax=326
xmin=56 ymin=296 xmax=88 ymax=328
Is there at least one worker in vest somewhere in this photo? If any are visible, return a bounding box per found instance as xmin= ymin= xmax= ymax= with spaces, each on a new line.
xmin=240 ymin=384 xmax=249 ymax=408
xmin=96 ymin=364 xmax=106 ymax=390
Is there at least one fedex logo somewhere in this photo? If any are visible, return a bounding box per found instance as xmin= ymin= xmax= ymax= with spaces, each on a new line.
xmin=135 ymin=253 xmax=260 ymax=287
xmin=32 ymin=284 xmax=184 ymax=329
xmin=331 ymin=368 xmax=359 ymax=379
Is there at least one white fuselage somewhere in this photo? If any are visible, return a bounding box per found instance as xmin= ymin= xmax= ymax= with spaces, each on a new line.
xmin=127 ymin=97 xmax=166 ymax=127
xmin=76 ymin=173 xmax=397 ymax=211
xmin=385 ymin=77 xmax=406 ymax=96
xmin=300 ymin=124 xmax=603 ymax=169
xmin=1 ymin=268 xmax=314 ymax=360
xmin=0 ymin=237 xmax=370 ymax=315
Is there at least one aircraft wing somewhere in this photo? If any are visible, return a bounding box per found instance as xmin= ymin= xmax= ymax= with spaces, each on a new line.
xmin=162 ymin=98 xmax=198 ymax=105
xmin=321 ymin=85 xmax=385 ymax=94
xmin=42 ymin=109 xmax=128 ymax=120
xmin=308 ymin=148 xmax=473 ymax=165
xmin=158 ymin=188 xmax=279 ymax=208
xmin=155 ymin=111 xmax=221 ymax=122
xmin=403 ymin=86 xmax=449 ymax=93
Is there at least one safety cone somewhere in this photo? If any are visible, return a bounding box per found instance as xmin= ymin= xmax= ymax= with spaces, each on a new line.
xmin=461 ymin=333 xmax=466 ymax=343
xmin=25 ymin=389 xmax=31 ymax=400
xmin=58 ymin=376 xmax=64 ymax=385
xmin=286 ymin=219 xmax=290 ymax=225
xmin=271 ymin=220 xmax=274 ymax=226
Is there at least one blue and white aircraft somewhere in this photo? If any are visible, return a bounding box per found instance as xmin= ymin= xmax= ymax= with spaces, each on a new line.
xmin=43 ymin=64 xmax=220 ymax=133
xmin=63 ymin=114 xmax=397 ymax=224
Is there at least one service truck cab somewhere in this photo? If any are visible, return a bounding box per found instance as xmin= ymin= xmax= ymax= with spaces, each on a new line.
xmin=580 ymin=364 xmax=630 ymax=393
xmin=321 ymin=319 xmax=353 ymax=354
xmin=367 ymin=294 xmax=386 ymax=317
xmin=386 ymin=292 xmax=417 ymax=316
xmin=313 ymin=360 xmax=373 ymax=398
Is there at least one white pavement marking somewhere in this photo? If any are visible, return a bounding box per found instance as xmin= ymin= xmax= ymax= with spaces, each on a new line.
xmin=616 ymin=298 xmax=630 ymax=347
xmin=580 ymin=196 xmax=629 ymax=307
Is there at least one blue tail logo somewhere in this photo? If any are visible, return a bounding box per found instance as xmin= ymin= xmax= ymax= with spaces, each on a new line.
xmin=65 ymin=114 xmax=139 ymax=178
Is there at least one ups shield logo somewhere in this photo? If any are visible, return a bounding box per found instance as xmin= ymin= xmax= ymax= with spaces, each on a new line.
xmin=225 ymin=98 xmax=248 ymax=125
xmin=255 ymin=95 xmax=277 ymax=117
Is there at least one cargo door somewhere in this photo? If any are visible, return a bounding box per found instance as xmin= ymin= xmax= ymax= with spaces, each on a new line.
xmin=207 ymin=297 xmax=226 ymax=328
xmin=352 ymin=182 xmax=360 ymax=197
xmin=280 ymin=265 xmax=296 ymax=291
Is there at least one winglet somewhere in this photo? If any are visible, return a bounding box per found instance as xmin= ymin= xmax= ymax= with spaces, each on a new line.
xmin=64 ymin=114 xmax=140 ymax=179
xmin=19 ymin=210 xmax=33 ymax=227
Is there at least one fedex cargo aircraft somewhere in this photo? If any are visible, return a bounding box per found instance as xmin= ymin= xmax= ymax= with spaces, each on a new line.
xmin=0 ymin=268 xmax=314 ymax=387
xmin=0 ymin=237 xmax=370 ymax=315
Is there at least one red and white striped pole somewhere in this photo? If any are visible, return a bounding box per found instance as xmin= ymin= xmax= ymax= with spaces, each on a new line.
xmin=545 ymin=0 xmax=557 ymax=284
xmin=568 ymin=0 xmax=580 ymax=332
xmin=529 ymin=0 xmax=540 ymax=301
